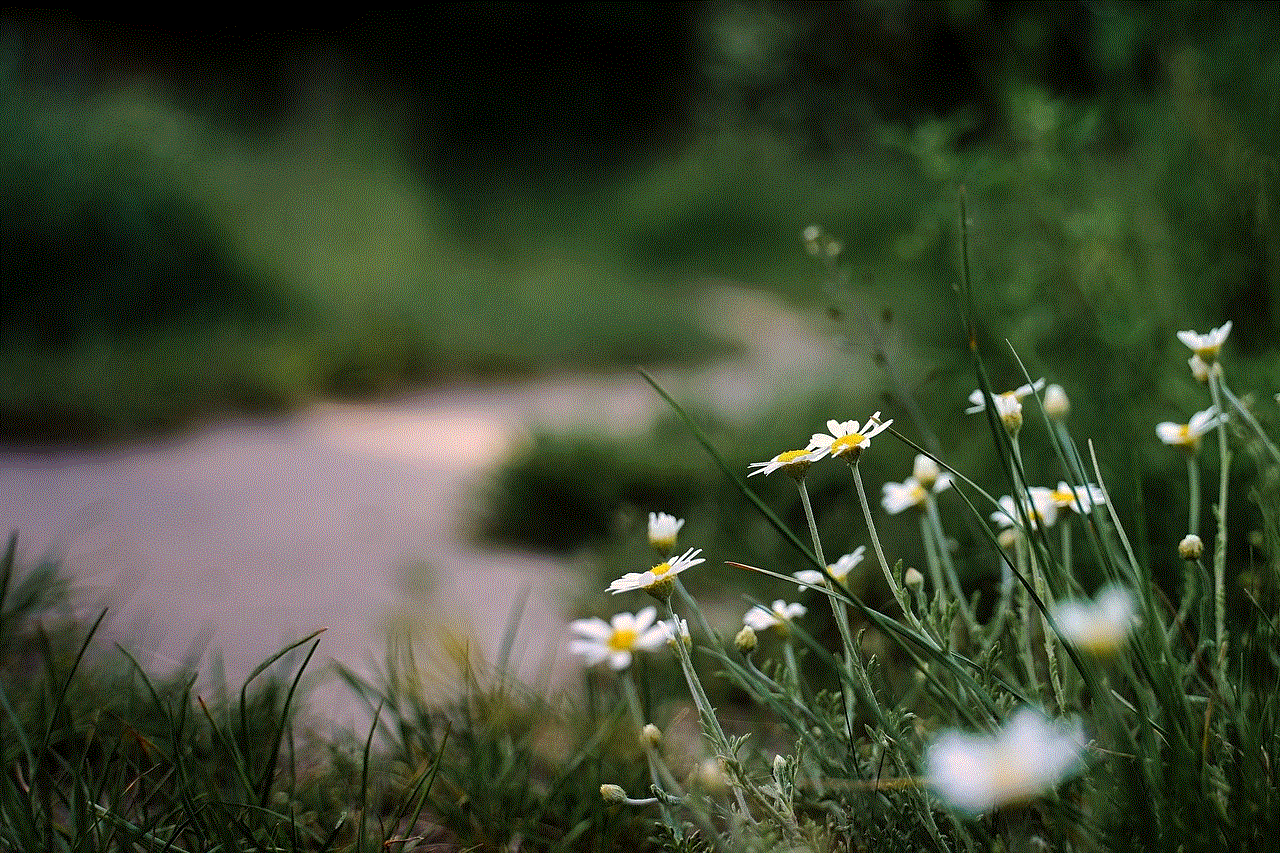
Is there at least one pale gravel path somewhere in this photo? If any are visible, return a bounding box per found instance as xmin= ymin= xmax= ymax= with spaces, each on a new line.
xmin=0 ymin=286 xmax=828 ymax=724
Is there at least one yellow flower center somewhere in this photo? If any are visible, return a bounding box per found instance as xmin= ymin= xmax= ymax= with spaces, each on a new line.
xmin=1051 ymin=489 xmax=1074 ymax=505
xmin=651 ymin=561 xmax=672 ymax=577
xmin=910 ymin=483 xmax=927 ymax=505
xmin=830 ymin=433 xmax=866 ymax=455
xmin=776 ymin=449 xmax=811 ymax=465
xmin=608 ymin=628 xmax=638 ymax=652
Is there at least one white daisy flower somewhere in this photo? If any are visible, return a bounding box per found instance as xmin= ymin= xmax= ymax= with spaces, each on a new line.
xmin=991 ymin=488 xmax=1059 ymax=530
xmin=569 ymin=606 xmax=667 ymax=670
xmin=647 ymin=512 xmax=685 ymax=551
xmin=748 ymin=446 xmax=825 ymax=479
xmin=608 ymin=547 xmax=705 ymax=595
xmin=1052 ymin=585 xmax=1136 ymax=656
xmin=1177 ymin=321 xmax=1232 ymax=362
xmin=926 ymin=708 xmax=1086 ymax=815
xmin=1044 ymin=481 xmax=1106 ymax=515
xmin=794 ymin=546 xmax=865 ymax=587
xmin=882 ymin=458 xmax=952 ymax=515
xmin=882 ymin=478 xmax=929 ymax=514
xmin=743 ymin=600 xmax=807 ymax=633
xmin=911 ymin=453 xmax=950 ymax=490
xmin=807 ymin=413 xmax=893 ymax=460
xmin=965 ymin=379 xmax=1046 ymax=414
xmin=1156 ymin=406 xmax=1226 ymax=451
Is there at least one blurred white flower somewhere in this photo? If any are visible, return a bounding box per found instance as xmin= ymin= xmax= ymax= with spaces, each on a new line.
xmin=793 ymin=546 xmax=865 ymax=587
xmin=1052 ymin=585 xmax=1136 ymax=656
xmin=882 ymin=478 xmax=929 ymax=514
xmin=1188 ymin=354 xmax=1220 ymax=384
xmin=608 ymin=547 xmax=705 ymax=595
xmin=569 ymin=606 xmax=667 ymax=670
xmin=1045 ymin=481 xmax=1106 ymax=515
xmin=743 ymin=600 xmax=807 ymax=633
xmin=965 ymin=379 xmax=1045 ymax=415
xmin=748 ymin=447 xmax=824 ymax=479
xmin=926 ymin=708 xmax=1086 ymax=815
xmin=912 ymin=454 xmax=950 ymax=489
xmin=647 ymin=512 xmax=685 ymax=551
xmin=807 ymin=413 xmax=893 ymax=459
xmin=991 ymin=489 xmax=1059 ymax=530
xmin=1177 ymin=321 xmax=1231 ymax=362
xmin=1156 ymin=406 xmax=1226 ymax=451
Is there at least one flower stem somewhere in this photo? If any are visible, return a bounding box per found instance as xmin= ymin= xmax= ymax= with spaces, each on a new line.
xmin=797 ymin=479 xmax=857 ymax=744
xmin=851 ymin=462 xmax=927 ymax=637
xmin=924 ymin=494 xmax=977 ymax=636
xmin=1186 ymin=455 xmax=1200 ymax=538
xmin=1208 ymin=371 xmax=1232 ymax=692
xmin=621 ymin=670 xmax=682 ymax=840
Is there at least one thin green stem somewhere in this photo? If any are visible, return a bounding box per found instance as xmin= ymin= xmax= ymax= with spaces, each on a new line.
xmin=851 ymin=461 xmax=929 ymax=638
xmin=925 ymin=494 xmax=977 ymax=635
xmin=1030 ymin=545 xmax=1066 ymax=714
xmin=1187 ymin=455 xmax=1201 ymax=539
xmin=621 ymin=670 xmax=681 ymax=840
xmin=797 ymin=479 xmax=858 ymax=745
xmin=1208 ymin=372 xmax=1231 ymax=675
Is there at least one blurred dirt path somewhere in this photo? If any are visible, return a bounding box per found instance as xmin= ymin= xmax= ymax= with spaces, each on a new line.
xmin=0 ymin=285 xmax=828 ymax=724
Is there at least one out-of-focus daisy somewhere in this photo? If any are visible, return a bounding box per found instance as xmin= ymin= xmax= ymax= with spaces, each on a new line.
xmin=807 ymin=413 xmax=893 ymax=460
xmin=882 ymin=457 xmax=952 ymax=515
xmin=926 ymin=708 xmax=1086 ymax=815
xmin=882 ymin=478 xmax=930 ymax=514
xmin=569 ymin=606 xmax=667 ymax=670
xmin=911 ymin=454 xmax=951 ymax=490
xmin=1188 ymin=354 xmax=1221 ymax=384
xmin=647 ymin=512 xmax=685 ymax=552
xmin=748 ymin=446 xmax=825 ymax=479
xmin=1156 ymin=406 xmax=1226 ymax=451
xmin=608 ymin=547 xmax=705 ymax=595
xmin=1052 ymin=585 xmax=1136 ymax=656
xmin=965 ymin=379 xmax=1046 ymax=415
xmin=1044 ymin=481 xmax=1106 ymax=515
xmin=743 ymin=600 xmax=807 ymax=633
xmin=991 ymin=489 xmax=1059 ymax=530
xmin=794 ymin=546 xmax=865 ymax=587
xmin=1177 ymin=321 xmax=1232 ymax=362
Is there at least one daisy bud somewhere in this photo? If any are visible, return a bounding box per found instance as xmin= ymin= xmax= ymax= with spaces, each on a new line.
xmin=735 ymin=624 xmax=758 ymax=653
xmin=600 ymin=784 xmax=628 ymax=803
xmin=1179 ymin=534 xmax=1204 ymax=560
xmin=1043 ymin=384 xmax=1070 ymax=420
xmin=998 ymin=527 xmax=1020 ymax=550
xmin=904 ymin=567 xmax=925 ymax=587
xmin=641 ymin=723 xmax=663 ymax=748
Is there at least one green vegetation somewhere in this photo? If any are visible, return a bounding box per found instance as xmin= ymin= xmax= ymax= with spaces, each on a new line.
xmin=0 ymin=62 xmax=729 ymax=440
xmin=0 ymin=534 xmax=660 ymax=852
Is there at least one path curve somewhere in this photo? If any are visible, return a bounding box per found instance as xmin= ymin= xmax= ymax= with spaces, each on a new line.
xmin=1 ymin=285 xmax=829 ymax=724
